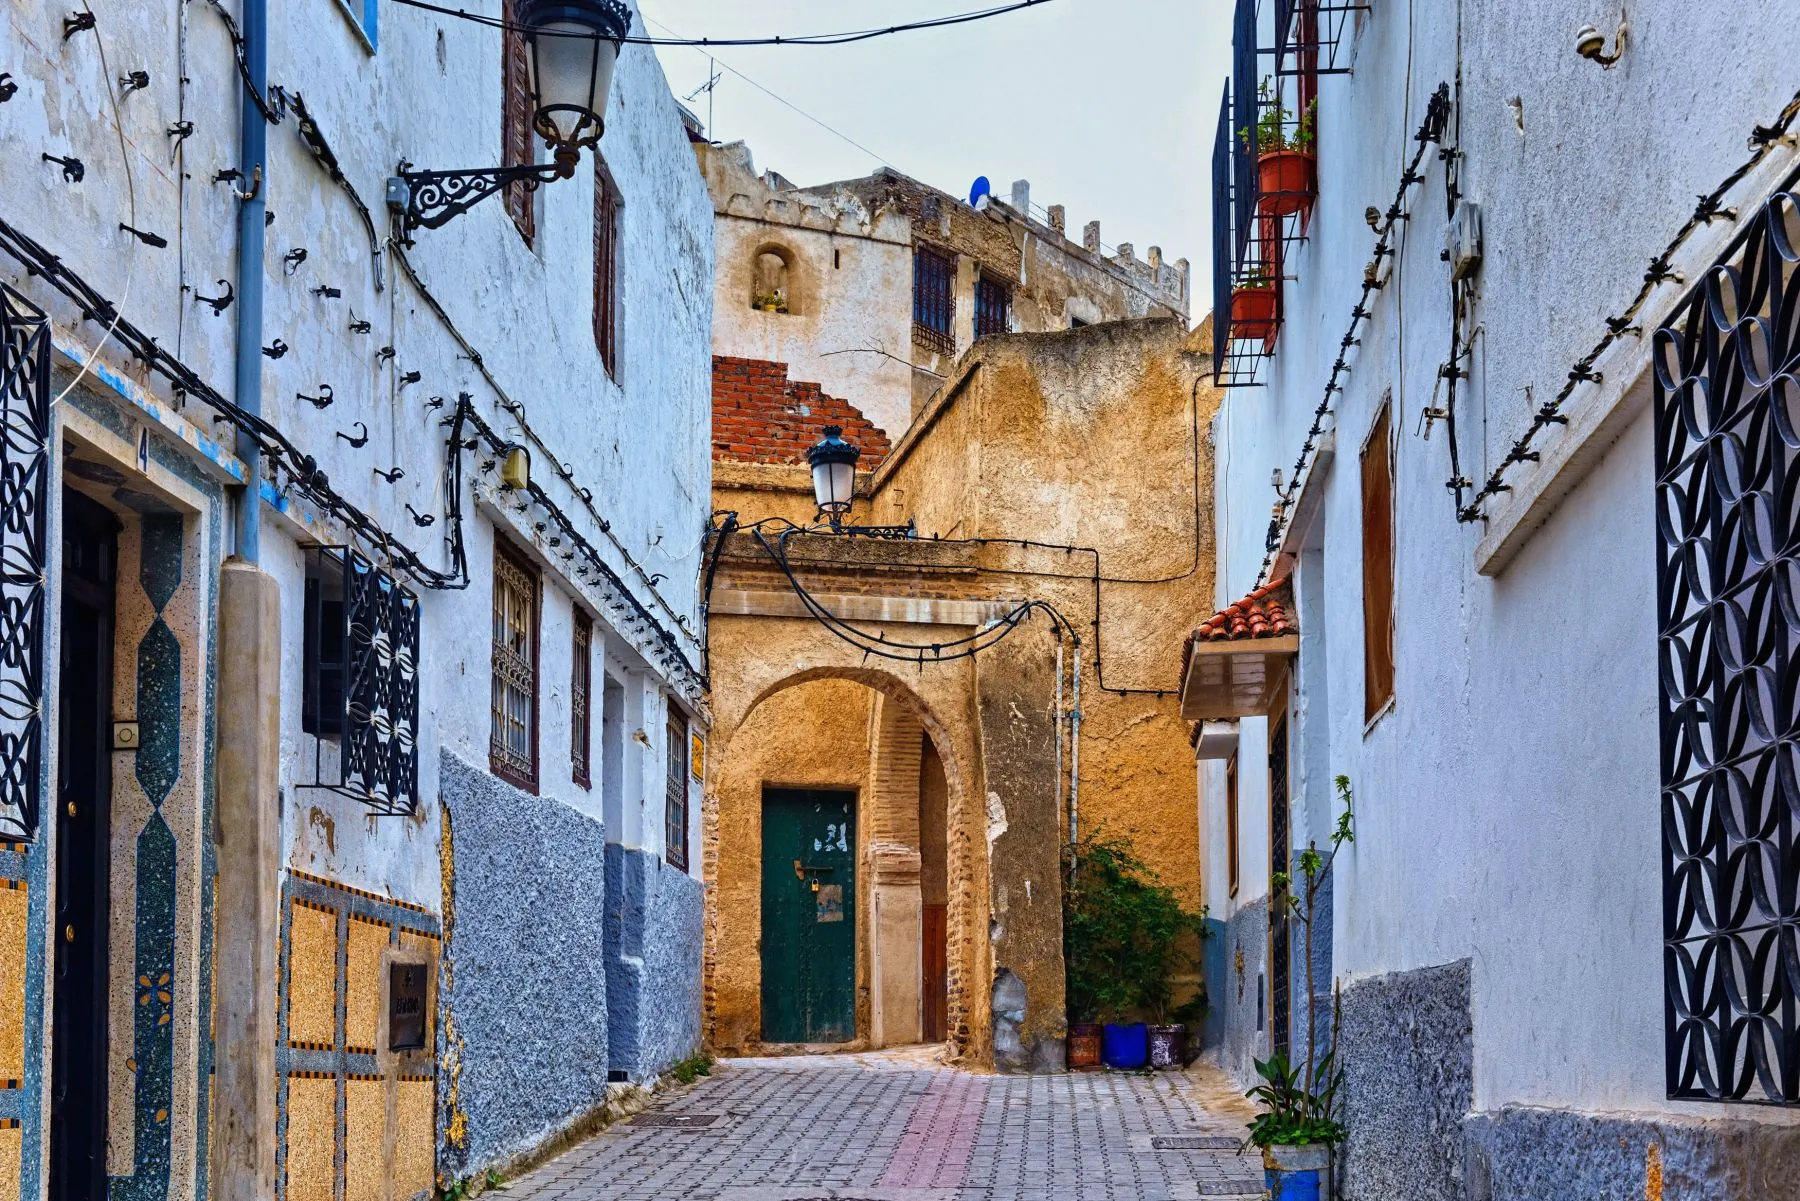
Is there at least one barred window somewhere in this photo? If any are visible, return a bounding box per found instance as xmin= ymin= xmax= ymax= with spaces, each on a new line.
xmin=665 ymin=706 xmax=688 ymax=870
xmin=572 ymin=613 xmax=592 ymax=788
xmin=974 ymin=275 xmax=1011 ymax=339
xmin=490 ymin=542 xmax=538 ymax=789
xmin=913 ymin=245 xmax=954 ymax=356
xmin=500 ymin=0 xmax=535 ymax=245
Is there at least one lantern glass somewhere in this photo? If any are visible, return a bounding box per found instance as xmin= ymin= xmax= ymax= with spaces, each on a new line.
xmin=521 ymin=0 xmax=629 ymax=151
xmin=812 ymin=460 xmax=856 ymax=513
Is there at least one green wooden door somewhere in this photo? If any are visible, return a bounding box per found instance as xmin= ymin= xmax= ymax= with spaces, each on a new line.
xmin=761 ymin=789 xmax=856 ymax=1043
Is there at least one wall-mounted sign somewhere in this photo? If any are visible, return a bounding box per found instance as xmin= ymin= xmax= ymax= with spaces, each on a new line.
xmin=389 ymin=961 xmax=428 ymax=1051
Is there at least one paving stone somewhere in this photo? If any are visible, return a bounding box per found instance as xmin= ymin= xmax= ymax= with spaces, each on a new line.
xmin=502 ymin=1055 xmax=1267 ymax=1200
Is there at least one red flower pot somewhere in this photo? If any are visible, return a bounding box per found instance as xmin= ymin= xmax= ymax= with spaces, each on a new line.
xmin=1068 ymin=1023 xmax=1103 ymax=1070
xmin=1231 ymin=285 xmax=1278 ymax=343
xmin=1258 ymin=150 xmax=1316 ymax=218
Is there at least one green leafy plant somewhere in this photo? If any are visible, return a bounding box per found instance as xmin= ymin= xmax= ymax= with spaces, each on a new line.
xmin=1064 ymin=833 xmax=1209 ymax=1024
xmin=1247 ymin=775 xmax=1356 ymax=1149
xmin=1239 ymin=81 xmax=1318 ymax=154
xmin=439 ymin=1178 xmax=471 ymax=1201
xmin=668 ymin=1050 xmax=715 ymax=1085
xmin=1237 ymin=263 xmax=1275 ymax=291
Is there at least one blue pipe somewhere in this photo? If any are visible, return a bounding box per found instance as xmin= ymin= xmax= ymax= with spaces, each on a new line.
xmin=232 ymin=0 xmax=268 ymax=563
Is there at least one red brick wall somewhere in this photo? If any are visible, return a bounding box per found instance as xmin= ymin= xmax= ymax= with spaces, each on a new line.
xmin=712 ymin=356 xmax=893 ymax=468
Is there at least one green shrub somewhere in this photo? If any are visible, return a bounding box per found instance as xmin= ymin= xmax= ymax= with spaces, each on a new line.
xmin=1064 ymin=832 xmax=1208 ymax=1024
xmin=668 ymin=1051 xmax=715 ymax=1085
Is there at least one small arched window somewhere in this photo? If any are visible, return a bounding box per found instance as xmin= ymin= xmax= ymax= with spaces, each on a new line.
xmin=751 ymin=246 xmax=794 ymax=314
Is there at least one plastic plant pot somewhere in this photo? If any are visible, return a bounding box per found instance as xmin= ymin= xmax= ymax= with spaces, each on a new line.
xmin=1263 ymin=1143 xmax=1330 ymax=1201
xmin=1068 ymin=1023 xmax=1103 ymax=1070
xmin=1257 ymin=150 xmax=1317 ymax=218
xmin=1147 ymin=1024 xmax=1188 ymax=1070
xmin=1231 ymin=285 xmax=1278 ymax=343
xmin=1100 ymin=1022 xmax=1149 ymax=1070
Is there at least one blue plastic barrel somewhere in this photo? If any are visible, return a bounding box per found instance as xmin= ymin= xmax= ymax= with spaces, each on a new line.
xmin=1266 ymin=1167 xmax=1321 ymax=1201
xmin=1100 ymin=1022 xmax=1148 ymax=1069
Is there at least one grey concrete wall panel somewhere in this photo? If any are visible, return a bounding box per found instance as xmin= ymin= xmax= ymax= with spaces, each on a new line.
xmin=1338 ymin=958 xmax=1473 ymax=1201
xmin=604 ymin=842 xmax=704 ymax=1080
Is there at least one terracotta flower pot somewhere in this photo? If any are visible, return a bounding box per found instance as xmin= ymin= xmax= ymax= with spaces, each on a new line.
xmin=1231 ymin=285 xmax=1278 ymax=343
xmin=1147 ymin=1023 xmax=1188 ymax=1070
xmin=1257 ymin=149 xmax=1316 ymax=218
xmin=1263 ymin=1143 xmax=1330 ymax=1201
xmin=1068 ymin=1023 xmax=1103 ymax=1070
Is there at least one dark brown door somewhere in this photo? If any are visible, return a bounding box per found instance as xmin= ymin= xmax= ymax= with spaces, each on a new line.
xmin=52 ymin=488 xmax=117 ymax=1201
xmin=922 ymin=904 xmax=947 ymax=1043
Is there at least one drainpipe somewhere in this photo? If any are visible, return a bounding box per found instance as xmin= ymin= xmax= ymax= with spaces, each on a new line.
xmin=1069 ymin=645 xmax=1083 ymax=847
xmin=213 ymin=2 xmax=279 ymax=1198
xmin=1054 ymin=636 xmax=1065 ymax=843
xmin=232 ymin=0 xmax=267 ymax=563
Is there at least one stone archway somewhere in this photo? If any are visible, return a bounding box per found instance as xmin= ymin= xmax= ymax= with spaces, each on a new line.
xmin=704 ymin=659 xmax=986 ymax=1062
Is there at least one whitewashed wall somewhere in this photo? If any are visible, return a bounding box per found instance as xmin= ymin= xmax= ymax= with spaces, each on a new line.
xmin=1206 ymin=0 xmax=1797 ymax=1120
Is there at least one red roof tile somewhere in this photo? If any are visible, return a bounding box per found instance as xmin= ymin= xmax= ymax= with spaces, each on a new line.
xmin=1191 ymin=576 xmax=1295 ymax=643
xmin=711 ymin=356 xmax=892 ymax=469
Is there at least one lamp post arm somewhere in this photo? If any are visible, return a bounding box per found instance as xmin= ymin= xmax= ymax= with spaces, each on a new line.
xmin=387 ymin=152 xmax=577 ymax=241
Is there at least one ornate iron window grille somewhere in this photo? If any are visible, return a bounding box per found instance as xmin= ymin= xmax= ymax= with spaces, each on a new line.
xmin=665 ymin=706 xmax=688 ymax=870
xmin=490 ymin=542 xmax=538 ymax=789
xmin=974 ymin=276 xmax=1011 ymax=340
xmin=0 ymin=285 xmax=50 ymax=842
xmin=913 ymin=244 xmax=955 ymax=357
xmin=572 ymin=613 xmax=592 ymax=788
xmin=1656 ymin=172 xmax=1800 ymax=1105
xmin=298 ymin=546 xmax=421 ymax=816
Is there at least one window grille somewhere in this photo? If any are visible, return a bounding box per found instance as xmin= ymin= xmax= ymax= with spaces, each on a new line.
xmin=1656 ymin=172 xmax=1800 ymax=1105
xmin=1268 ymin=713 xmax=1292 ymax=1061
xmin=665 ymin=707 xmax=689 ymax=869
xmin=0 ymin=286 xmax=51 ymax=841
xmin=594 ymin=160 xmax=621 ymax=376
xmin=490 ymin=542 xmax=538 ymax=789
xmin=298 ymin=546 xmax=421 ymax=816
xmin=1275 ymin=0 xmax=1369 ymax=78
xmin=913 ymin=245 xmax=955 ymax=356
xmin=572 ymin=613 xmax=592 ymax=788
xmin=501 ymin=0 xmax=535 ymax=245
xmin=974 ymin=276 xmax=1011 ymax=340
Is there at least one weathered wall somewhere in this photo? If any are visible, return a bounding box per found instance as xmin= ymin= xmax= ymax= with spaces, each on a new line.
xmin=602 ymin=845 xmax=704 ymax=1080
xmin=436 ymin=752 xmax=610 ymax=1178
xmin=1201 ymin=0 xmax=1800 ymax=1188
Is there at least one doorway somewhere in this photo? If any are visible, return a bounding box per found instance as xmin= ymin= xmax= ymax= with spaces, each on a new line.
xmin=760 ymin=788 xmax=856 ymax=1043
xmin=52 ymin=487 xmax=117 ymax=1201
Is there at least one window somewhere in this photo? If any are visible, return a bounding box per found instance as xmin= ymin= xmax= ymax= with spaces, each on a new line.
xmin=664 ymin=706 xmax=689 ymax=870
xmin=1360 ymin=403 xmax=1395 ymax=721
xmin=913 ymin=244 xmax=954 ymax=356
xmin=594 ymin=160 xmax=621 ymax=375
xmin=490 ymin=541 xmax=538 ymax=789
xmin=333 ymin=0 xmax=378 ymax=50
xmin=302 ymin=559 xmax=346 ymax=739
xmin=974 ymin=275 xmax=1011 ymax=339
xmin=1225 ymin=754 xmax=1240 ymax=897
xmin=500 ymin=0 xmax=535 ymax=245
xmin=571 ymin=613 xmax=592 ymax=788
xmin=1267 ymin=713 xmax=1291 ymax=1060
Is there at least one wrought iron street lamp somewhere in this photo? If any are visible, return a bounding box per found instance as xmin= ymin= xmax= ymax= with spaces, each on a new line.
xmin=805 ymin=426 xmax=915 ymax=539
xmin=386 ymin=0 xmax=631 ymax=243
xmin=807 ymin=425 xmax=859 ymax=524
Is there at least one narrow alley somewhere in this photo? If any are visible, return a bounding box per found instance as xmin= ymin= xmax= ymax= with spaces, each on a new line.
xmin=503 ymin=1053 xmax=1264 ymax=1201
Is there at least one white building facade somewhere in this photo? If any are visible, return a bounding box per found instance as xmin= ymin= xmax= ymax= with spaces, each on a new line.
xmin=0 ymin=0 xmax=711 ymax=1196
xmin=1188 ymin=1 xmax=1800 ymax=1197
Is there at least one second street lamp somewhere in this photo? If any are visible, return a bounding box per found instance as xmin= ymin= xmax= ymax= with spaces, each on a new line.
xmin=805 ymin=426 xmax=916 ymax=539
xmin=386 ymin=0 xmax=631 ymax=243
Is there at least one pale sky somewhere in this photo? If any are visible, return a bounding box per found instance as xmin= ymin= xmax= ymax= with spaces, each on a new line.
xmin=643 ymin=0 xmax=1234 ymax=308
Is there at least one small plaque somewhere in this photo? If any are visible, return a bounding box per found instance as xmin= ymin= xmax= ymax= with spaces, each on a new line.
xmin=389 ymin=961 xmax=428 ymax=1051
xmin=815 ymin=883 xmax=844 ymax=923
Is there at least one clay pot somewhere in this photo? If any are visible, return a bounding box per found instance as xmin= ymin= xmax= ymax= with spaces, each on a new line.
xmin=1147 ymin=1023 xmax=1188 ymax=1070
xmin=1231 ymin=285 xmax=1278 ymax=343
xmin=1068 ymin=1023 xmax=1103 ymax=1070
xmin=1257 ymin=149 xmax=1317 ymax=217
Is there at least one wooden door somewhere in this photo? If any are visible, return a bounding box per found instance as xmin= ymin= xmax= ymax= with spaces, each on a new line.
xmin=922 ymin=904 xmax=947 ymax=1043
xmin=760 ymin=789 xmax=856 ymax=1043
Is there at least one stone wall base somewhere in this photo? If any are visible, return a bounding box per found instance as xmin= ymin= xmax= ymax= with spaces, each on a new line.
xmin=604 ymin=843 xmax=705 ymax=1080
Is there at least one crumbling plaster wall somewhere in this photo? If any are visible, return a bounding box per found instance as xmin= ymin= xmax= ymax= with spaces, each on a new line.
xmin=698 ymin=143 xmax=915 ymax=439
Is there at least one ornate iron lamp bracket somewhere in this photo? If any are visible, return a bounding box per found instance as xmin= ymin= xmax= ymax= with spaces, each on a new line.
xmin=386 ymin=150 xmax=578 ymax=244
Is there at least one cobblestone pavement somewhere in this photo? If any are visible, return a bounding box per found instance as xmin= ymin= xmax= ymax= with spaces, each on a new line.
xmin=502 ymin=1051 xmax=1266 ymax=1201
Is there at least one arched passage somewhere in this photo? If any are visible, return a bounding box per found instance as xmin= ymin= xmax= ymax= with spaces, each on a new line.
xmin=703 ymin=661 xmax=985 ymax=1060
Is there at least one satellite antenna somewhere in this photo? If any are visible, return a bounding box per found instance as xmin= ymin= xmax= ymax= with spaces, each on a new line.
xmin=969 ymin=176 xmax=992 ymax=210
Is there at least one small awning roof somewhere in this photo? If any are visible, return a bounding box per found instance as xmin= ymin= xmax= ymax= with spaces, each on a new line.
xmin=1179 ymin=576 xmax=1298 ymax=720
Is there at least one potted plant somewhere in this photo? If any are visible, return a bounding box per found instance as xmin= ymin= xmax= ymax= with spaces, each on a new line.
xmin=753 ymin=289 xmax=789 ymax=313
xmin=1064 ymin=833 xmax=1207 ymax=1072
xmin=1242 ymin=82 xmax=1317 ymax=218
xmin=1247 ymin=777 xmax=1356 ymax=1199
xmin=1230 ymin=265 xmax=1279 ymax=344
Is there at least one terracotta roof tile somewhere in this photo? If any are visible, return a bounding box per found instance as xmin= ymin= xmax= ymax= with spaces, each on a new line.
xmin=711 ymin=356 xmax=892 ymax=469
xmin=1191 ymin=576 xmax=1296 ymax=644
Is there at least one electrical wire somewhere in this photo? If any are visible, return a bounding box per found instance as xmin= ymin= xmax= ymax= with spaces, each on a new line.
xmin=388 ymin=0 xmax=1055 ymax=47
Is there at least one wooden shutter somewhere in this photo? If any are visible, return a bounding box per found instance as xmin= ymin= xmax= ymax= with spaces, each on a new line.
xmin=1361 ymin=404 xmax=1395 ymax=719
xmin=501 ymin=0 xmax=535 ymax=245
xmin=593 ymin=162 xmax=619 ymax=376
